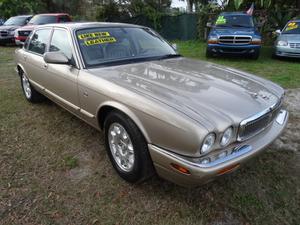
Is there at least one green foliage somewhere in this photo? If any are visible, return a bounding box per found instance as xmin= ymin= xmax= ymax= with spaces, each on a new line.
xmin=0 ymin=0 xmax=44 ymax=18
xmin=95 ymin=1 xmax=121 ymax=22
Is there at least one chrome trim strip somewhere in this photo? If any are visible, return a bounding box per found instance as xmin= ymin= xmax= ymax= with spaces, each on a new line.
xmin=29 ymin=79 xmax=45 ymax=91
xmin=44 ymin=89 xmax=80 ymax=111
xmin=80 ymin=109 xmax=95 ymax=118
xmin=150 ymin=145 xmax=253 ymax=169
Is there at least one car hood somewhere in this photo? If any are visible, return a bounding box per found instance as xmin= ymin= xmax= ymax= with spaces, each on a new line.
xmin=17 ymin=25 xmax=36 ymax=31
xmin=0 ymin=25 xmax=20 ymax=31
xmin=88 ymin=58 xmax=283 ymax=130
xmin=210 ymin=27 xmax=259 ymax=36
xmin=278 ymin=34 xmax=300 ymax=42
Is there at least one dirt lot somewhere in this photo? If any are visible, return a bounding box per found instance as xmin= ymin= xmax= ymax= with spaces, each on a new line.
xmin=0 ymin=46 xmax=299 ymax=225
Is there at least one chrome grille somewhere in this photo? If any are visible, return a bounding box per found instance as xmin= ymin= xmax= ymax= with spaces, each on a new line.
xmin=0 ymin=30 xmax=8 ymax=37
xmin=218 ymin=35 xmax=252 ymax=45
xmin=238 ymin=100 xmax=282 ymax=141
xmin=18 ymin=30 xmax=31 ymax=37
xmin=290 ymin=43 xmax=300 ymax=49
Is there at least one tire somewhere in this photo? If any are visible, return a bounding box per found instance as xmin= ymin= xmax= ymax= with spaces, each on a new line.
xmin=104 ymin=111 xmax=155 ymax=183
xmin=250 ymin=51 xmax=260 ymax=60
xmin=206 ymin=49 xmax=214 ymax=58
xmin=20 ymin=70 xmax=45 ymax=103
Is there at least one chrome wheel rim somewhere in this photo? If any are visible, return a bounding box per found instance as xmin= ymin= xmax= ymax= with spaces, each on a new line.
xmin=22 ymin=74 xmax=31 ymax=99
xmin=108 ymin=123 xmax=135 ymax=172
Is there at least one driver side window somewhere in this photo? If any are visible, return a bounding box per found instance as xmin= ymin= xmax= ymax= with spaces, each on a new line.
xmin=49 ymin=29 xmax=73 ymax=60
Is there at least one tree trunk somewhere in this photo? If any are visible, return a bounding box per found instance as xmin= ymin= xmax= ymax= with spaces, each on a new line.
xmin=297 ymin=0 xmax=300 ymax=10
xmin=186 ymin=0 xmax=192 ymax=12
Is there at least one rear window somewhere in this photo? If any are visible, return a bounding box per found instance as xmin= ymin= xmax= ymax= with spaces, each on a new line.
xmin=28 ymin=15 xmax=57 ymax=25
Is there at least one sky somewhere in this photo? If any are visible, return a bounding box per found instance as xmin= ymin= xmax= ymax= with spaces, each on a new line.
xmin=171 ymin=0 xmax=187 ymax=8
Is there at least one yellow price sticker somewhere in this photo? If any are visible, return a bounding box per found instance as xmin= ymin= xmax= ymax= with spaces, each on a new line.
xmin=78 ymin=32 xmax=110 ymax=40
xmin=84 ymin=37 xmax=117 ymax=46
xmin=216 ymin=16 xmax=226 ymax=25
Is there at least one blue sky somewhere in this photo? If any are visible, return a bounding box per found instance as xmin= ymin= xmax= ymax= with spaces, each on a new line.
xmin=171 ymin=0 xmax=187 ymax=8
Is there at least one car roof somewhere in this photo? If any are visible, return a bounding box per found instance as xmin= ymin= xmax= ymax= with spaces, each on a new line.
xmin=11 ymin=15 xmax=32 ymax=18
xmin=289 ymin=19 xmax=300 ymax=23
xmin=38 ymin=22 xmax=144 ymax=30
xmin=220 ymin=11 xmax=250 ymax=16
xmin=34 ymin=13 xmax=69 ymax=16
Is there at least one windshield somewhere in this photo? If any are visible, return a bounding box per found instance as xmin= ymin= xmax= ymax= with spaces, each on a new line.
xmin=215 ymin=15 xmax=254 ymax=28
xmin=28 ymin=15 xmax=57 ymax=25
xmin=76 ymin=27 xmax=178 ymax=67
xmin=282 ymin=21 xmax=300 ymax=34
xmin=4 ymin=16 xmax=28 ymax=26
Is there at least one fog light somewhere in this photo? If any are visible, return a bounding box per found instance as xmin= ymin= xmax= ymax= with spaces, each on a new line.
xmin=200 ymin=158 xmax=210 ymax=164
xmin=217 ymin=151 xmax=227 ymax=159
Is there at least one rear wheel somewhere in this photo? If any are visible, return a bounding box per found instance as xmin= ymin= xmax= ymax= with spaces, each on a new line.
xmin=20 ymin=70 xmax=45 ymax=103
xmin=104 ymin=111 xmax=154 ymax=183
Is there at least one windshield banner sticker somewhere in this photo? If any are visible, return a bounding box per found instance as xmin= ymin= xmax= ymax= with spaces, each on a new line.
xmin=78 ymin=32 xmax=110 ymax=40
xmin=216 ymin=16 xmax=226 ymax=25
xmin=286 ymin=22 xmax=298 ymax=31
xmin=84 ymin=37 xmax=117 ymax=46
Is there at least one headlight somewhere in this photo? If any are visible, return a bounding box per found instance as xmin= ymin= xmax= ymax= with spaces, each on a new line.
xmin=220 ymin=127 xmax=233 ymax=146
xmin=201 ymin=133 xmax=216 ymax=154
xmin=277 ymin=40 xmax=288 ymax=46
xmin=207 ymin=36 xmax=218 ymax=44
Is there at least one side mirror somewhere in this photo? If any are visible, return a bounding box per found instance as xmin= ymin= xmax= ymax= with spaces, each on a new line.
xmin=206 ymin=22 xmax=212 ymax=28
xmin=275 ymin=29 xmax=281 ymax=35
xmin=171 ymin=43 xmax=177 ymax=51
xmin=44 ymin=52 xmax=69 ymax=65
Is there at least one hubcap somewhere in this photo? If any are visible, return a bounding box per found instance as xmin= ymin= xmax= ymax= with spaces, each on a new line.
xmin=108 ymin=123 xmax=135 ymax=172
xmin=22 ymin=74 xmax=31 ymax=99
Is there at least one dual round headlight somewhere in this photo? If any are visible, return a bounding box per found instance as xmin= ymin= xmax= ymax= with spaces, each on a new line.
xmin=200 ymin=127 xmax=233 ymax=155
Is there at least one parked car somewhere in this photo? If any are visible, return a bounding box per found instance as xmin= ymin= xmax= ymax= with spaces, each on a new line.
xmin=0 ymin=15 xmax=32 ymax=45
xmin=273 ymin=20 xmax=300 ymax=58
xmin=15 ymin=23 xmax=288 ymax=187
xmin=15 ymin=13 xmax=71 ymax=45
xmin=0 ymin=18 xmax=5 ymax=26
xmin=206 ymin=12 xmax=262 ymax=59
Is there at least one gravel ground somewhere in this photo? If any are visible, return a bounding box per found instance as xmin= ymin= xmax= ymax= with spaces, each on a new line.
xmin=271 ymin=89 xmax=300 ymax=152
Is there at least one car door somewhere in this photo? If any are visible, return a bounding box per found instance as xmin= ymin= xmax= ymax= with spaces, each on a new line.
xmin=22 ymin=28 xmax=52 ymax=87
xmin=44 ymin=28 xmax=80 ymax=114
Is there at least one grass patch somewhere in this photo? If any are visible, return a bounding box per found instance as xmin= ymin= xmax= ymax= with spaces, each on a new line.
xmin=0 ymin=46 xmax=299 ymax=225
xmin=63 ymin=156 xmax=78 ymax=169
xmin=176 ymin=41 xmax=300 ymax=89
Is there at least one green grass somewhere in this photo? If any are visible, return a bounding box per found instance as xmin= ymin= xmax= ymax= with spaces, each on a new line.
xmin=176 ymin=41 xmax=300 ymax=89
xmin=0 ymin=46 xmax=299 ymax=225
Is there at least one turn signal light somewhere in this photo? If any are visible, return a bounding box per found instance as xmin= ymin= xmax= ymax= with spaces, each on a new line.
xmin=170 ymin=163 xmax=191 ymax=175
xmin=217 ymin=164 xmax=240 ymax=176
xmin=208 ymin=39 xmax=218 ymax=44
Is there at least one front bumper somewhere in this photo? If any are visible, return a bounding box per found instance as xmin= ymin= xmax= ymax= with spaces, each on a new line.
xmin=149 ymin=110 xmax=288 ymax=187
xmin=275 ymin=46 xmax=300 ymax=58
xmin=0 ymin=35 xmax=15 ymax=44
xmin=207 ymin=44 xmax=261 ymax=55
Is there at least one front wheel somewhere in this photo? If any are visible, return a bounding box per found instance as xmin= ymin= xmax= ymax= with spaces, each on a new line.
xmin=104 ymin=111 xmax=155 ymax=183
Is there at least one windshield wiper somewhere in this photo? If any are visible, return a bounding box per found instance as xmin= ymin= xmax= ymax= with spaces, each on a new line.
xmin=232 ymin=24 xmax=252 ymax=28
xmin=157 ymin=54 xmax=181 ymax=60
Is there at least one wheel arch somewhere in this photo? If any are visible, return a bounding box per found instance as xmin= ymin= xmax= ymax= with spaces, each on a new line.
xmin=16 ymin=64 xmax=27 ymax=77
xmin=97 ymin=101 xmax=151 ymax=143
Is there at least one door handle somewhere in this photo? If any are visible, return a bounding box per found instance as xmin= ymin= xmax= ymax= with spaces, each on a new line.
xmin=43 ymin=63 xmax=48 ymax=69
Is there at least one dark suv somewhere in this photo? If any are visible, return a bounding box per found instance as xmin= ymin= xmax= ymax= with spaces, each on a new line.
xmin=0 ymin=15 xmax=32 ymax=45
xmin=206 ymin=12 xmax=262 ymax=59
xmin=15 ymin=13 xmax=71 ymax=45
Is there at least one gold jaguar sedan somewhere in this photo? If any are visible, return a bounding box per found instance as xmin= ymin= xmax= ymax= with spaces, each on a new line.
xmin=15 ymin=22 xmax=288 ymax=186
